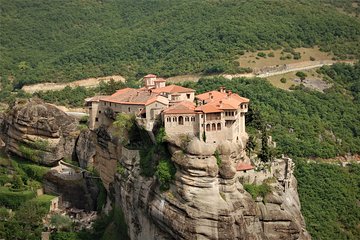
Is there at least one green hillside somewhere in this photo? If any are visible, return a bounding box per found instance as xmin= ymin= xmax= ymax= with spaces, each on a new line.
xmin=1 ymin=0 xmax=360 ymax=87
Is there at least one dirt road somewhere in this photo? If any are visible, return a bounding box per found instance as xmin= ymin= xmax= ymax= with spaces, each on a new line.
xmin=22 ymin=75 xmax=125 ymax=93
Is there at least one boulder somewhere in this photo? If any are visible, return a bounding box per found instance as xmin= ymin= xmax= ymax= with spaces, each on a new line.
xmin=1 ymin=99 xmax=79 ymax=166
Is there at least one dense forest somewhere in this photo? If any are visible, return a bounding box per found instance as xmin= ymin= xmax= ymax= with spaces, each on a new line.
xmin=295 ymin=160 xmax=360 ymax=240
xmin=1 ymin=0 xmax=360 ymax=88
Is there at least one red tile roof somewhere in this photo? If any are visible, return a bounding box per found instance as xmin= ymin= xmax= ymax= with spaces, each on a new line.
xmin=152 ymin=85 xmax=195 ymax=94
xmin=101 ymin=88 xmax=159 ymax=105
xmin=236 ymin=162 xmax=254 ymax=171
xmin=195 ymin=104 xmax=223 ymax=113
xmin=195 ymin=90 xmax=249 ymax=113
xmin=144 ymin=74 xmax=157 ymax=78
xmin=163 ymin=101 xmax=196 ymax=114
xmin=145 ymin=96 xmax=169 ymax=106
xmin=196 ymin=91 xmax=227 ymax=101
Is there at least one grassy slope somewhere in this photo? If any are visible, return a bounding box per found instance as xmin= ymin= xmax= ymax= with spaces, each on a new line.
xmin=0 ymin=0 xmax=359 ymax=86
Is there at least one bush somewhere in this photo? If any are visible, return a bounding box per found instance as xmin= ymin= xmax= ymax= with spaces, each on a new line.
xmin=51 ymin=214 xmax=73 ymax=231
xmin=292 ymin=52 xmax=301 ymax=60
xmin=244 ymin=183 xmax=271 ymax=200
xmin=257 ymin=52 xmax=267 ymax=58
xmin=0 ymin=187 xmax=36 ymax=209
xmin=280 ymin=77 xmax=287 ymax=83
xmin=214 ymin=150 xmax=222 ymax=166
xmin=310 ymin=56 xmax=316 ymax=61
xmin=268 ymin=52 xmax=275 ymax=57
xmin=155 ymin=159 xmax=176 ymax=191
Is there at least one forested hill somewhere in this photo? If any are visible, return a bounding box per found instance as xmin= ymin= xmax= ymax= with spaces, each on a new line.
xmin=1 ymin=0 xmax=360 ymax=87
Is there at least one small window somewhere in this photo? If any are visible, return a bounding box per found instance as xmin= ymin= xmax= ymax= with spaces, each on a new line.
xmin=98 ymin=111 xmax=101 ymax=114
xmin=206 ymin=124 xmax=210 ymax=131
xmin=95 ymin=117 xmax=98 ymax=122
xmin=212 ymin=123 xmax=216 ymax=131
xmin=191 ymin=116 xmax=195 ymax=122
xmin=128 ymin=107 xmax=131 ymax=112
xmin=185 ymin=116 xmax=189 ymax=122
xmin=217 ymin=123 xmax=221 ymax=131
xmin=186 ymin=94 xmax=190 ymax=99
xmin=167 ymin=117 xmax=171 ymax=122
xmin=109 ymin=103 xmax=112 ymax=107
xmin=173 ymin=117 xmax=177 ymax=122
xmin=104 ymin=102 xmax=107 ymax=106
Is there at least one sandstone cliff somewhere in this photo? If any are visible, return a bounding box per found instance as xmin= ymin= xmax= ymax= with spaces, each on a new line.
xmin=80 ymin=126 xmax=311 ymax=240
xmin=0 ymin=99 xmax=79 ymax=166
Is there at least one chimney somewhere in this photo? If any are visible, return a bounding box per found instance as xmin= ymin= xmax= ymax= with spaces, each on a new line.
xmin=219 ymin=86 xmax=226 ymax=93
xmin=227 ymin=90 xmax=232 ymax=97
xmin=209 ymin=92 xmax=213 ymax=99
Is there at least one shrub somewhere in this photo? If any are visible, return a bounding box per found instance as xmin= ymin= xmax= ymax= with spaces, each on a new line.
xmin=280 ymin=77 xmax=287 ymax=83
xmin=257 ymin=52 xmax=267 ymax=58
xmin=268 ymin=52 xmax=275 ymax=57
xmin=214 ymin=150 xmax=222 ymax=166
xmin=292 ymin=52 xmax=301 ymax=60
xmin=0 ymin=187 xmax=36 ymax=209
xmin=310 ymin=56 xmax=316 ymax=61
xmin=296 ymin=71 xmax=307 ymax=81
xmin=244 ymin=183 xmax=271 ymax=200
xmin=155 ymin=159 xmax=176 ymax=191
xmin=51 ymin=214 xmax=73 ymax=231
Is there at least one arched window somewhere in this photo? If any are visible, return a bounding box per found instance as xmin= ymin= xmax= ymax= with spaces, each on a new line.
xmin=191 ymin=116 xmax=195 ymax=122
xmin=179 ymin=116 xmax=184 ymax=125
xmin=167 ymin=117 xmax=171 ymax=122
xmin=185 ymin=116 xmax=189 ymax=122
xmin=217 ymin=123 xmax=221 ymax=131
xmin=212 ymin=123 xmax=216 ymax=131
xmin=206 ymin=124 xmax=210 ymax=131
xmin=128 ymin=107 xmax=131 ymax=112
xmin=173 ymin=117 xmax=177 ymax=122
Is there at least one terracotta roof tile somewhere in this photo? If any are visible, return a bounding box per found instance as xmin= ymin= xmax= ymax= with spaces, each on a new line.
xmin=144 ymin=74 xmax=157 ymax=78
xmin=236 ymin=163 xmax=254 ymax=171
xmin=163 ymin=101 xmax=196 ymax=114
xmin=152 ymin=85 xmax=195 ymax=94
xmin=101 ymin=88 xmax=158 ymax=105
xmin=145 ymin=96 xmax=169 ymax=106
xmin=195 ymin=104 xmax=223 ymax=113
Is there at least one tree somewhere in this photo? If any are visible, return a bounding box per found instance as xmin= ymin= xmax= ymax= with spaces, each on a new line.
xmin=246 ymin=135 xmax=257 ymax=157
xmin=113 ymin=113 xmax=135 ymax=143
xmin=296 ymin=71 xmax=307 ymax=82
xmin=258 ymin=126 xmax=271 ymax=162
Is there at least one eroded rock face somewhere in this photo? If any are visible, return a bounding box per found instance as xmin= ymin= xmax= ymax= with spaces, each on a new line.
xmin=86 ymin=126 xmax=310 ymax=240
xmin=1 ymin=99 xmax=79 ymax=166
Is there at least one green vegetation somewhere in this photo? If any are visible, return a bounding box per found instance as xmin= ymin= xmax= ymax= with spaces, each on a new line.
xmin=0 ymin=0 xmax=359 ymax=90
xmin=0 ymin=200 xmax=50 ymax=240
xmin=156 ymin=159 xmax=176 ymax=191
xmin=244 ymin=183 xmax=271 ymax=200
xmin=0 ymin=187 xmax=36 ymax=209
xmin=296 ymin=71 xmax=307 ymax=81
xmin=214 ymin=150 xmax=222 ymax=166
xmin=295 ymin=159 xmax=360 ymax=240
xmin=280 ymin=77 xmax=287 ymax=83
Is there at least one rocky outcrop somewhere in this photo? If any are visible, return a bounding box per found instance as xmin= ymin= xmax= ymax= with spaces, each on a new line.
xmin=0 ymin=99 xmax=79 ymax=166
xmin=85 ymin=126 xmax=310 ymax=240
xmin=43 ymin=170 xmax=100 ymax=211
